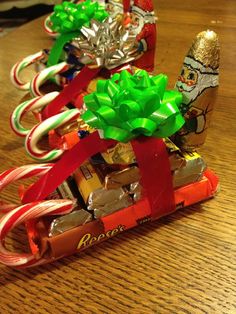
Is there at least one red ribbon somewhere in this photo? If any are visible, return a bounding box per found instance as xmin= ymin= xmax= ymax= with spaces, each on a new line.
xmin=23 ymin=132 xmax=115 ymax=203
xmin=23 ymin=132 xmax=175 ymax=218
xmin=42 ymin=66 xmax=100 ymax=120
xmin=131 ymin=137 xmax=175 ymax=218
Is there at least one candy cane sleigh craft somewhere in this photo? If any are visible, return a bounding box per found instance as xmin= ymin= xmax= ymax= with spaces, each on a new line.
xmin=10 ymin=11 xmax=157 ymax=159
xmin=10 ymin=0 xmax=156 ymax=98
xmin=0 ymin=70 xmax=219 ymax=267
xmin=0 ymin=135 xmax=219 ymax=267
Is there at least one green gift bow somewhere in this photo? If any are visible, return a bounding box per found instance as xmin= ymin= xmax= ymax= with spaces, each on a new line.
xmin=82 ymin=70 xmax=185 ymax=142
xmin=47 ymin=1 xmax=108 ymax=66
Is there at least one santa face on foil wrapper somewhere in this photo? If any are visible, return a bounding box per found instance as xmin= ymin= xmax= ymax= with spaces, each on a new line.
xmin=129 ymin=0 xmax=156 ymax=72
xmin=176 ymin=56 xmax=218 ymax=112
xmin=174 ymin=30 xmax=220 ymax=150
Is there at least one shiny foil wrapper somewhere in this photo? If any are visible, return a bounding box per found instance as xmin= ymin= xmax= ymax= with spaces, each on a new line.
xmin=173 ymin=151 xmax=206 ymax=188
xmin=175 ymin=30 xmax=220 ymax=151
xmin=105 ymin=166 xmax=140 ymax=189
xmin=102 ymin=142 xmax=136 ymax=165
xmin=188 ymin=30 xmax=220 ymax=70
xmin=102 ymin=140 xmax=185 ymax=171
xmin=164 ymin=138 xmax=186 ymax=171
xmin=129 ymin=182 xmax=142 ymax=203
xmin=49 ymin=209 xmax=93 ymax=237
xmin=71 ymin=17 xmax=140 ymax=69
xmin=88 ymin=187 xmax=133 ymax=218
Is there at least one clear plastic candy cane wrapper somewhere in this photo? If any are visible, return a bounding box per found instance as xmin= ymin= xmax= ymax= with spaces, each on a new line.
xmin=0 ymin=1 xmax=220 ymax=267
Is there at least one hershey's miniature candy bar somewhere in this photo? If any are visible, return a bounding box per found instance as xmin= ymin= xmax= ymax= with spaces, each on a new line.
xmin=102 ymin=139 xmax=186 ymax=171
xmin=74 ymin=161 xmax=103 ymax=202
xmin=88 ymin=187 xmax=133 ymax=218
xmin=102 ymin=142 xmax=136 ymax=165
xmin=164 ymin=138 xmax=186 ymax=171
xmin=105 ymin=166 xmax=140 ymax=189
xmin=49 ymin=209 xmax=92 ymax=237
xmin=173 ymin=151 xmax=206 ymax=188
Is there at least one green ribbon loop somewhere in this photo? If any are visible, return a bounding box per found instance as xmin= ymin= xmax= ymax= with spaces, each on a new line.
xmin=47 ymin=0 xmax=108 ymax=66
xmin=82 ymin=70 xmax=185 ymax=142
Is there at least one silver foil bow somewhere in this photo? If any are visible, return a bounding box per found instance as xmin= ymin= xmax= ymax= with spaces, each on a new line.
xmin=71 ymin=17 xmax=141 ymax=69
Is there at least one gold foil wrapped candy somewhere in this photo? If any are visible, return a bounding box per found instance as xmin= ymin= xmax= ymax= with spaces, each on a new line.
xmin=174 ymin=30 xmax=220 ymax=151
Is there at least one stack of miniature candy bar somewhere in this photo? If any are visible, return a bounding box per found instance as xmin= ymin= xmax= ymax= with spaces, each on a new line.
xmin=0 ymin=0 xmax=220 ymax=268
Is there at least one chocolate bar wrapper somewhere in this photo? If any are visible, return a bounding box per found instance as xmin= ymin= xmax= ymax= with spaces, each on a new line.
xmin=49 ymin=209 xmax=92 ymax=237
xmin=102 ymin=142 xmax=136 ymax=165
xmin=87 ymin=187 xmax=133 ymax=219
xmin=173 ymin=151 xmax=206 ymax=188
xmin=28 ymin=169 xmax=219 ymax=260
xmin=105 ymin=166 xmax=140 ymax=189
xmin=102 ymin=140 xmax=186 ymax=171
xmin=74 ymin=161 xmax=103 ymax=202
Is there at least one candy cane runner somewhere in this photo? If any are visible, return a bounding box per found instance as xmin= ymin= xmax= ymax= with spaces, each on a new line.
xmin=10 ymin=91 xmax=59 ymax=137
xmin=30 ymin=61 xmax=70 ymax=97
xmin=0 ymin=163 xmax=67 ymax=267
xmin=0 ymin=164 xmax=52 ymax=211
xmin=0 ymin=199 xmax=73 ymax=267
xmin=25 ymin=109 xmax=82 ymax=161
xmin=10 ymin=51 xmax=46 ymax=91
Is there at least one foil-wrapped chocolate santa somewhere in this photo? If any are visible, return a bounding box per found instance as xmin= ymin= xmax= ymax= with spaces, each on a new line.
xmin=174 ymin=30 xmax=220 ymax=151
xmin=129 ymin=0 xmax=156 ymax=72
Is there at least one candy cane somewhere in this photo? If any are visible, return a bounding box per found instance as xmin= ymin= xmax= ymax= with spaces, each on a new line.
xmin=10 ymin=92 xmax=59 ymax=137
xmin=10 ymin=51 xmax=46 ymax=91
xmin=30 ymin=62 xmax=70 ymax=97
xmin=0 ymin=199 xmax=73 ymax=267
xmin=0 ymin=164 xmax=53 ymax=195
xmin=43 ymin=14 xmax=59 ymax=37
xmin=25 ymin=109 xmax=82 ymax=161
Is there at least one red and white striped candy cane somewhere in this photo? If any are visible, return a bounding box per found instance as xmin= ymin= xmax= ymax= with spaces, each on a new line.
xmin=0 ymin=164 xmax=53 ymax=211
xmin=10 ymin=51 xmax=46 ymax=91
xmin=10 ymin=91 xmax=59 ymax=137
xmin=0 ymin=163 xmax=74 ymax=267
xmin=0 ymin=164 xmax=53 ymax=194
xmin=25 ymin=109 xmax=82 ymax=161
xmin=30 ymin=62 xmax=70 ymax=97
xmin=0 ymin=199 xmax=73 ymax=267
xmin=43 ymin=14 xmax=59 ymax=37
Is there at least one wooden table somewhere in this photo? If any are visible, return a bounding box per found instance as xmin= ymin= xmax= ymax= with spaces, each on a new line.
xmin=0 ymin=1 xmax=236 ymax=313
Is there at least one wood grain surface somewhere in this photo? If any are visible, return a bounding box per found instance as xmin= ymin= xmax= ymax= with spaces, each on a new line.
xmin=0 ymin=1 xmax=236 ymax=313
